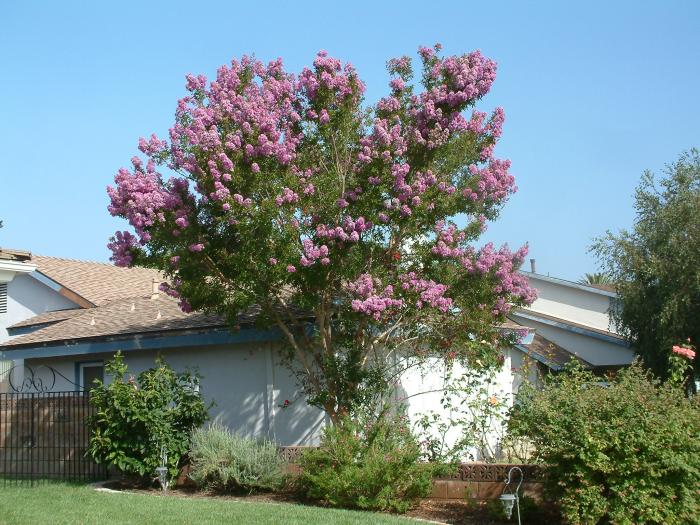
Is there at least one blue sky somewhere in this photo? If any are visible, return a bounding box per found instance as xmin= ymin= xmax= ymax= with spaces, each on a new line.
xmin=1 ymin=1 xmax=698 ymax=280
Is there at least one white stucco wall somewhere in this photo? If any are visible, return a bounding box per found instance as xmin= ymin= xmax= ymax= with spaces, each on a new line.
xmin=0 ymin=272 xmax=80 ymax=392
xmin=24 ymin=342 xmax=327 ymax=446
xmin=396 ymin=352 xmax=517 ymax=461
xmin=0 ymin=273 xmax=78 ymax=343
xmin=524 ymin=276 xmax=615 ymax=332
xmin=21 ymin=342 xmax=523 ymax=453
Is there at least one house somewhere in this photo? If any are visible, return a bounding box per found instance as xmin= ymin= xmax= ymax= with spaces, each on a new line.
xmin=0 ymin=248 xmax=634 ymax=449
xmin=512 ymin=269 xmax=633 ymax=371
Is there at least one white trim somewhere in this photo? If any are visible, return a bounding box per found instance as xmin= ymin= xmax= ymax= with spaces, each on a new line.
xmin=0 ymin=260 xmax=37 ymax=283
xmin=520 ymin=271 xmax=617 ymax=298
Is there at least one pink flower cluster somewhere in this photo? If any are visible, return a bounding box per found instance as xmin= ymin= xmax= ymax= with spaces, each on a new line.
xmin=298 ymin=50 xmax=365 ymax=104
xmin=672 ymin=345 xmax=696 ymax=360
xmin=430 ymin=221 xmax=535 ymax=314
xmin=138 ymin=134 xmax=168 ymax=156
xmin=466 ymin=243 xmax=536 ymax=314
xmin=410 ymin=49 xmax=497 ymax=150
xmin=432 ymin=221 xmax=466 ymax=258
xmin=275 ymin=187 xmax=299 ymax=207
xmin=462 ymin=158 xmax=515 ymax=203
xmin=316 ymin=216 xmax=372 ymax=243
xmin=300 ymin=239 xmax=330 ymax=267
xmin=107 ymin=231 xmax=138 ymax=267
xmin=345 ymin=274 xmax=404 ymax=320
xmin=399 ymin=272 xmax=452 ymax=312
xmin=107 ymin=158 xmax=189 ymax=247
xmin=158 ymin=278 xmax=192 ymax=312
xmin=168 ymin=56 xmax=302 ymax=214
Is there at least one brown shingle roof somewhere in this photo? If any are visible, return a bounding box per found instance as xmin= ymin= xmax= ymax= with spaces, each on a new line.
xmin=2 ymin=294 xmax=228 ymax=348
xmin=522 ymin=333 xmax=592 ymax=369
xmin=0 ymin=248 xmax=32 ymax=262
xmin=32 ymin=255 xmax=163 ymax=306
xmin=9 ymin=309 xmax=84 ymax=329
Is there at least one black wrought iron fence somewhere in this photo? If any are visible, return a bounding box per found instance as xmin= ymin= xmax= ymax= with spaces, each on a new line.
xmin=0 ymin=390 xmax=106 ymax=486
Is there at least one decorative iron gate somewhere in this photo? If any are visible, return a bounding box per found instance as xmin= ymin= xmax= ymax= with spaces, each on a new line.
xmin=0 ymin=365 xmax=107 ymax=485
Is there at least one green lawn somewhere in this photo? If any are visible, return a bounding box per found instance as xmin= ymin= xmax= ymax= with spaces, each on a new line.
xmin=0 ymin=483 xmax=423 ymax=525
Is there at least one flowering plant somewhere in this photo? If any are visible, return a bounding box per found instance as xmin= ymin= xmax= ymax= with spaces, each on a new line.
xmin=413 ymin=356 xmax=534 ymax=464
xmin=669 ymin=341 xmax=696 ymax=387
xmin=107 ymin=45 xmax=535 ymax=420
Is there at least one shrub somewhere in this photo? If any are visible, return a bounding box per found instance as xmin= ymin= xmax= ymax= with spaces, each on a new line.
xmin=297 ymin=412 xmax=433 ymax=513
xmin=87 ymin=352 xmax=209 ymax=481
xmin=510 ymin=362 xmax=700 ymax=525
xmin=189 ymin=423 xmax=285 ymax=493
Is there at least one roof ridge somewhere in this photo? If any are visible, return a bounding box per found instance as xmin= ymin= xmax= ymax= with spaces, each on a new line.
xmin=33 ymin=254 xmax=158 ymax=270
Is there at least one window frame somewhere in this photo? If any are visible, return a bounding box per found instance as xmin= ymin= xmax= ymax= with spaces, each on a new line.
xmin=76 ymin=360 xmax=104 ymax=392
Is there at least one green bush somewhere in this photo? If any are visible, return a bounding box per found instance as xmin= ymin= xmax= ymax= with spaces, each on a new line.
xmin=87 ymin=352 xmax=209 ymax=481
xmin=189 ymin=423 xmax=285 ymax=493
xmin=297 ymin=412 xmax=433 ymax=513
xmin=510 ymin=362 xmax=700 ymax=525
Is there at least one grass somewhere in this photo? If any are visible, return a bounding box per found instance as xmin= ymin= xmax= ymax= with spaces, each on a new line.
xmin=0 ymin=482 xmax=423 ymax=525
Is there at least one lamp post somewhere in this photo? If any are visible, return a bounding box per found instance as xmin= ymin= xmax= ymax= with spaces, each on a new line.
xmin=156 ymin=446 xmax=169 ymax=494
xmin=499 ymin=466 xmax=523 ymax=524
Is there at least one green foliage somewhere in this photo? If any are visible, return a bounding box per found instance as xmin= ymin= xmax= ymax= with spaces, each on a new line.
xmin=510 ymin=362 xmax=700 ymax=525
xmin=592 ymin=149 xmax=700 ymax=382
xmin=189 ymin=423 xmax=285 ymax=493
xmin=297 ymin=412 xmax=433 ymax=513
xmin=87 ymin=352 xmax=209 ymax=480
xmin=578 ymin=272 xmax=613 ymax=286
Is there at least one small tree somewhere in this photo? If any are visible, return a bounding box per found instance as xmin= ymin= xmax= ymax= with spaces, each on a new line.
xmin=87 ymin=353 xmax=209 ymax=480
xmin=592 ymin=149 xmax=700 ymax=382
xmin=107 ymin=45 xmax=535 ymax=421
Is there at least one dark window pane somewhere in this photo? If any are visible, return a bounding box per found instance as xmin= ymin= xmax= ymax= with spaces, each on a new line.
xmin=82 ymin=366 xmax=103 ymax=389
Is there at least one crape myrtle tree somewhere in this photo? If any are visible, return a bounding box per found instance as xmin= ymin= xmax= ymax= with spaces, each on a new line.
xmin=107 ymin=45 xmax=536 ymax=421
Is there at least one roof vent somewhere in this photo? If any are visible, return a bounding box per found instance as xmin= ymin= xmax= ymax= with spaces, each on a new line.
xmin=0 ymin=282 xmax=7 ymax=313
xmin=530 ymin=258 xmax=537 ymax=273
xmin=151 ymin=279 xmax=160 ymax=300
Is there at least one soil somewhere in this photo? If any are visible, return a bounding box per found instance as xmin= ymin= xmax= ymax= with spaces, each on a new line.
xmin=407 ymin=499 xmax=508 ymax=525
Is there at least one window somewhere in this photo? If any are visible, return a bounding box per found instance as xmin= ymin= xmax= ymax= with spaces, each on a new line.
xmin=78 ymin=362 xmax=104 ymax=391
xmin=0 ymin=282 xmax=7 ymax=313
